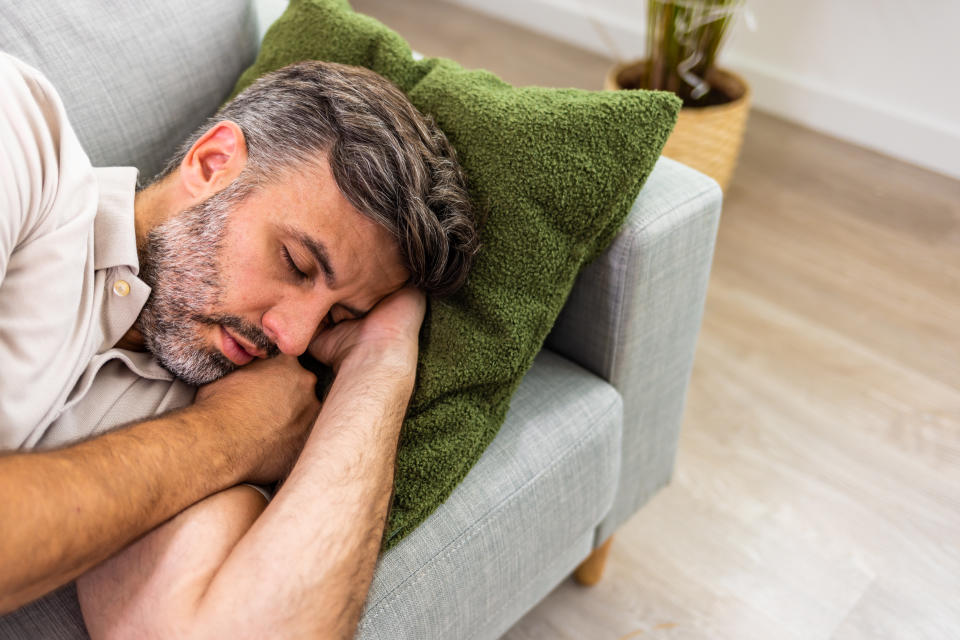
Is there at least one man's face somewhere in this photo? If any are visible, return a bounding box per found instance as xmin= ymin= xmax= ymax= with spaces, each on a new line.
xmin=137 ymin=157 xmax=410 ymax=385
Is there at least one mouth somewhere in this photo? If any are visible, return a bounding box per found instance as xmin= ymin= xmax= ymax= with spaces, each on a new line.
xmin=218 ymin=325 xmax=262 ymax=365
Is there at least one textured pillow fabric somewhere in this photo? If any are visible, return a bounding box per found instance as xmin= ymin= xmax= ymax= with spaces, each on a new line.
xmin=233 ymin=0 xmax=680 ymax=549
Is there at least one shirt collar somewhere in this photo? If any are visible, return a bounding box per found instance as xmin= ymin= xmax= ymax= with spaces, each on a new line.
xmin=93 ymin=166 xmax=141 ymax=273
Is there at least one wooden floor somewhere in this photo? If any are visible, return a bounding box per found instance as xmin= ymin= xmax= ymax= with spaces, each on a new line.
xmin=352 ymin=1 xmax=960 ymax=638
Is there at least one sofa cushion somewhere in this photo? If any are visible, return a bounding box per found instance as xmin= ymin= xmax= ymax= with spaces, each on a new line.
xmin=0 ymin=0 xmax=259 ymax=181
xmin=356 ymin=349 xmax=623 ymax=639
xmin=236 ymin=0 xmax=678 ymax=548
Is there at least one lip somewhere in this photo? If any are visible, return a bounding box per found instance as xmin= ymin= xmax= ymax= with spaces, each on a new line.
xmin=219 ymin=325 xmax=256 ymax=366
xmin=228 ymin=328 xmax=266 ymax=358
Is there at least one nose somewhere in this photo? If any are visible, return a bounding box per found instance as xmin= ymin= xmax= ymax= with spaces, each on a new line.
xmin=261 ymin=292 xmax=332 ymax=356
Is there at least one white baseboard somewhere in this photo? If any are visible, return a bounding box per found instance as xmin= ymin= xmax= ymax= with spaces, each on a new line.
xmin=724 ymin=54 xmax=960 ymax=181
xmin=443 ymin=0 xmax=960 ymax=181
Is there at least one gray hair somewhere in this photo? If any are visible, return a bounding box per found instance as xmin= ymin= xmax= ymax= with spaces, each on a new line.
xmin=156 ymin=60 xmax=478 ymax=296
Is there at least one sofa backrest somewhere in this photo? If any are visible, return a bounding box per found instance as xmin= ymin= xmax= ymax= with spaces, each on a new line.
xmin=0 ymin=0 xmax=259 ymax=182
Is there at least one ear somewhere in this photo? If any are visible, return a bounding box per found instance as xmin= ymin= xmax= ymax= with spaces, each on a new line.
xmin=178 ymin=120 xmax=248 ymax=199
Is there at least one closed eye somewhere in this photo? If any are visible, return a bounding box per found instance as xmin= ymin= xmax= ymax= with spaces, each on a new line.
xmin=282 ymin=246 xmax=309 ymax=282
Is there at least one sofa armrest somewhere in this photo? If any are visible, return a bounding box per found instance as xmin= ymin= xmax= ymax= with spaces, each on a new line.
xmin=545 ymin=155 xmax=722 ymax=543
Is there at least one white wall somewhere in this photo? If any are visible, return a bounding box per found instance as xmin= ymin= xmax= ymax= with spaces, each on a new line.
xmin=443 ymin=0 xmax=960 ymax=180
xmin=254 ymin=0 xmax=288 ymax=41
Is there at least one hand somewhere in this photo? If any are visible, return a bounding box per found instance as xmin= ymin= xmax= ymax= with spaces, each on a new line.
xmin=194 ymin=355 xmax=320 ymax=485
xmin=308 ymin=286 xmax=426 ymax=377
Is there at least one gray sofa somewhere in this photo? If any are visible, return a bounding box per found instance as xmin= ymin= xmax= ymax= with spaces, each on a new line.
xmin=0 ymin=1 xmax=721 ymax=638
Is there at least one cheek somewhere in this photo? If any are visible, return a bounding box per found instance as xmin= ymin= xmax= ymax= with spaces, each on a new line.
xmin=221 ymin=259 xmax=279 ymax=312
xmin=216 ymin=230 xmax=274 ymax=311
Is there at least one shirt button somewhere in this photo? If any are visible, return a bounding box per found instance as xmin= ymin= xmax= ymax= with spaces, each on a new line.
xmin=113 ymin=280 xmax=131 ymax=297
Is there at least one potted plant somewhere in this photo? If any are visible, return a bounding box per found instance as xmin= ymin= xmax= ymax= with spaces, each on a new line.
xmin=606 ymin=0 xmax=751 ymax=190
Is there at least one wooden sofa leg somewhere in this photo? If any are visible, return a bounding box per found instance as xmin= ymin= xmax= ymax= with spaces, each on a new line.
xmin=573 ymin=536 xmax=614 ymax=586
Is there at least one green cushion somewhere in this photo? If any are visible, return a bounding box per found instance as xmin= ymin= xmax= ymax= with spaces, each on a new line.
xmin=232 ymin=0 xmax=680 ymax=549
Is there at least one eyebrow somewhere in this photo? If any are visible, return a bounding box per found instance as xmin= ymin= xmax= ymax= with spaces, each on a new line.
xmin=279 ymin=223 xmax=366 ymax=320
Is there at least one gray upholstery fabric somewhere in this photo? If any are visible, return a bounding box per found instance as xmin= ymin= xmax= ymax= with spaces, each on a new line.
xmin=0 ymin=584 xmax=88 ymax=640
xmin=546 ymin=156 xmax=722 ymax=544
xmin=0 ymin=0 xmax=259 ymax=181
xmin=357 ymin=349 xmax=622 ymax=640
xmin=0 ymin=351 xmax=621 ymax=640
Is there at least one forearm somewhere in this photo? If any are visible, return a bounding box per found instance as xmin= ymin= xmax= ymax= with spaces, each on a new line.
xmin=0 ymin=405 xmax=243 ymax=613
xmin=198 ymin=355 xmax=414 ymax=638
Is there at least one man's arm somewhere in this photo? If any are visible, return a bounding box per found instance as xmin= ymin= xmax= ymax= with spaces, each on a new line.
xmin=0 ymin=356 xmax=319 ymax=614
xmin=199 ymin=347 xmax=413 ymax=637
xmin=77 ymin=287 xmax=425 ymax=640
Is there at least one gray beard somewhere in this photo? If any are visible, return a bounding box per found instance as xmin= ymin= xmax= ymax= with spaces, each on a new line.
xmin=136 ymin=181 xmax=278 ymax=385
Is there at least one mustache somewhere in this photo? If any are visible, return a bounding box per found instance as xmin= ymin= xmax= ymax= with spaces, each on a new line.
xmin=194 ymin=313 xmax=281 ymax=358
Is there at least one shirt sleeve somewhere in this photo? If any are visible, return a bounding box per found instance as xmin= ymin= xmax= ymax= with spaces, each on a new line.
xmin=0 ymin=52 xmax=99 ymax=446
xmin=0 ymin=52 xmax=94 ymax=285
xmin=0 ymin=54 xmax=33 ymax=284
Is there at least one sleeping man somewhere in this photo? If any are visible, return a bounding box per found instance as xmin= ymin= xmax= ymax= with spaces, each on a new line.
xmin=0 ymin=51 xmax=477 ymax=638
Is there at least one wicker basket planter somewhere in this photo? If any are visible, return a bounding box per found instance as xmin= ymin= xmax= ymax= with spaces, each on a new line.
xmin=606 ymin=60 xmax=751 ymax=191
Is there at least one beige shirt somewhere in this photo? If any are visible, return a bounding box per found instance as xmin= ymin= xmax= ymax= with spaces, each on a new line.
xmin=0 ymin=52 xmax=195 ymax=451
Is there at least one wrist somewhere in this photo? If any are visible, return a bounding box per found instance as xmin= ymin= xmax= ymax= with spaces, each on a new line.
xmin=338 ymin=341 xmax=418 ymax=382
xmin=177 ymin=402 xmax=255 ymax=486
xmin=315 ymin=346 xmax=416 ymax=445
